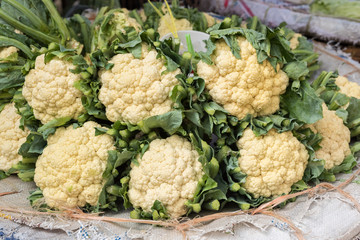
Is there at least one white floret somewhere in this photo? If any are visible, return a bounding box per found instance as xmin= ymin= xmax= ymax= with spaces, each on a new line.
xmin=98 ymin=43 xmax=180 ymax=124
xmin=237 ymin=128 xmax=308 ymax=198
xmin=128 ymin=135 xmax=203 ymax=218
xmin=34 ymin=121 xmax=115 ymax=209
xmin=289 ymin=33 xmax=302 ymax=50
xmin=335 ymin=76 xmax=360 ymax=99
xmin=0 ymin=46 xmax=18 ymax=60
xmin=22 ymin=54 xmax=85 ymax=124
xmin=197 ymin=37 xmax=289 ymax=120
xmin=308 ymin=103 xmax=351 ymax=169
xmin=0 ymin=103 xmax=29 ymax=171
xmin=158 ymin=14 xmax=193 ymax=38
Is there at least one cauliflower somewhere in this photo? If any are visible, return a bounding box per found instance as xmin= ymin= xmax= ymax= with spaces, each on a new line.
xmin=197 ymin=38 xmax=289 ymax=120
xmin=158 ymin=14 xmax=192 ymax=38
xmin=308 ymin=103 xmax=351 ymax=169
xmin=335 ymin=76 xmax=360 ymax=99
xmin=22 ymin=54 xmax=85 ymax=124
xmin=289 ymin=33 xmax=302 ymax=50
xmin=111 ymin=10 xmax=141 ymax=34
xmin=34 ymin=121 xmax=115 ymax=209
xmin=0 ymin=103 xmax=29 ymax=171
xmin=98 ymin=43 xmax=180 ymax=124
xmin=138 ymin=9 xmax=146 ymax=22
xmin=128 ymin=135 xmax=203 ymax=218
xmin=203 ymin=13 xmax=217 ymax=27
xmin=0 ymin=46 xmax=17 ymax=60
xmin=237 ymin=128 xmax=308 ymax=198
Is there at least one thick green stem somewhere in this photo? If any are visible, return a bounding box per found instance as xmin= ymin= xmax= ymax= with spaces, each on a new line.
xmin=93 ymin=7 xmax=108 ymax=25
xmin=186 ymin=202 xmax=201 ymax=213
xmin=130 ymin=9 xmax=144 ymax=28
xmin=106 ymin=185 xmax=121 ymax=196
xmin=130 ymin=209 xmax=141 ymax=219
xmin=146 ymin=28 xmax=155 ymax=41
xmin=312 ymin=71 xmax=332 ymax=90
xmin=222 ymin=17 xmax=231 ymax=29
xmin=18 ymin=170 xmax=35 ymax=182
xmin=42 ymin=0 xmax=70 ymax=43
xmin=0 ymin=9 xmax=57 ymax=45
xmin=72 ymin=14 xmax=90 ymax=53
xmin=185 ymin=34 xmax=195 ymax=57
xmin=292 ymin=49 xmax=316 ymax=55
xmin=230 ymin=183 xmax=241 ymax=192
xmin=348 ymin=118 xmax=360 ymax=129
xmin=301 ymin=53 xmax=319 ymax=64
xmin=351 ymin=142 xmax=360 ymax=154
xmin=209 ymin=157 xmax=219 ymax=178
xmin=3 ymin=0 xmax=49 ymax=32
xmin=351 ymin=125 xmax=360 ymax=137
xmin=0 ymin=64 xmax=23 ymax=72
xmin=203 ymin=199 xmax=220 ymax=211
xmin=240 ymin=203 xmax=250 ymax=210
xmin=21 ymin=157 xmax=37 ymax=164
xmin=250 ymin=16 xmax=258 ymax=30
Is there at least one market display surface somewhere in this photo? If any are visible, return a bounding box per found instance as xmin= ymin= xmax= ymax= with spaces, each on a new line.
xmin=0 ymin=0 xmax=359 ymax=239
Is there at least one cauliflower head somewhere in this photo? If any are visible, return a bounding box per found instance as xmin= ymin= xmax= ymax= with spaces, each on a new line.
xmin=34 ymin=121 xmax=115 ymax=209
xmin=203 ymin=13 xmax=217 ymax=27
xmin=289 ymin=33 xmax=302 ymax=50
xmin=158 ymin=14 xmax=192 ymax=38
xmin=335 ymin=76 xmax=360 ymax=99
xmin=0 ymin=103 xmax=29 ymax=171
xmin=99 ymin=43 xmax=180 ymax=124
xmin=237 ymin=128 xmax=308 ymax=198
xmin=308 ymin=103 xmax=351 ymax=169
xmin=112 ymin=10 xmax=141 ymax=33
xmin=0 ymin=46 xmax=17 ymax=60
xmin=128 ymin=135 xmax=204 ymax=218
xmin=197 ymin=37 xmax=289 ymax=120
xmin=22 ymin=54 xmax=85 ymax=124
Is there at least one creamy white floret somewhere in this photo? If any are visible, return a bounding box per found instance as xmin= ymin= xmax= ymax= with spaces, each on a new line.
xmin=34 ymin=121 xmax=115 ymax=209
xmin=197 ymin=37 xmax=289 ymax=120
xmin=98 ymin=43 xmax=180 ymax=124
xmin=237 ymin=128 xmax=308 ymax=198
xmin=0 ymin=103 xmax=29 ymax=171
xmin=128 ymin=135 xmax=203 ymax=218
xmin=308 ymin=103 xmax=351 ymax=170
xmin=22 ymin=54 xmax=85 ymax=124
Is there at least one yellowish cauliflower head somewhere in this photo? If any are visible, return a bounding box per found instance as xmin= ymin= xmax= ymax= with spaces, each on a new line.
xmin=158 ymin=14 xmax=193 ymax=38
xmin=0 ymin=46 xmax=17 ymax=60
xmin=308 ymin=103 xmax=351 ymax=170
xmin=23 ymin=54 xmax=85 ymax=124
xmin=289 ymin=33 xmax=302 ymax=50
xmin=99 ymin=43 xmax=180 ymax=124
xmin=34 ymin=121 xmax=115 ymax=209
xmin=203 ymin=13 xmax=217 ymax=27
xmin=335 ymin=76 xmax=360 ymax=99
xmin=197 ymin=37 xmax=289 ymax=120
xmin=0 ymin=103 xmax=29 ymax=171
xmin=138 ymin=9 xmax=146 ymax=22
xmin=237 ymin=128 xmax=308 ymax=198
xmin=128 ymin=135 xmax=204 ymax=218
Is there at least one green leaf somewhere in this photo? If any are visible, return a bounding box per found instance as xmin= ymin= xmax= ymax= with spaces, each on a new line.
xmin=139 ymin=110 xmax=183 ymax=135
xmin=331 ymin=154 xmax=357 ymax=174
xmin=303 ymin=158 xmax=325 ymax=182
xmin=283 ymin=61 xmax=309 ymax=81
xmin=281 ymin=81 xmax=323 ymax=124
xmin=38 ymin=116 xmax=71 ymax=133
xmin=0 ymin=171 xmax=9 ymax=180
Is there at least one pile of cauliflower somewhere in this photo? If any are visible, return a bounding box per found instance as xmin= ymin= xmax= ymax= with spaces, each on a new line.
xmin=0 ymin=1 xmax=359 ymax=221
